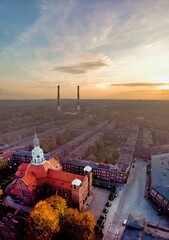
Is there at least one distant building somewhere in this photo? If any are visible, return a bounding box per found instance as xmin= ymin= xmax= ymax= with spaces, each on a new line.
xmin=149 ymin=153 xmax=169 ymax=215
xmin=62 ymin=159 xmax=128 ymax=184
xmin=6 ymin=133 xmax=92 ymax=211
xmin=10 ymin=151 xmax=50 ymax=166
xmin=150 ymin=144 xmax=169 ymax=156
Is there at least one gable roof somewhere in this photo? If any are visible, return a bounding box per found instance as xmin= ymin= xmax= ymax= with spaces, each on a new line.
xmin=127 ymin=214 xmax=145 ymax=230
xmin=48 ymin=169 xmax=84 ymax=191
xmin=21 ymin=173 xmax=37 ymax=190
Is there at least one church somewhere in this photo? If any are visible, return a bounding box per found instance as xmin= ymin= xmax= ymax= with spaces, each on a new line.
xmin=7 ymin=133 xmax=92 ymax=211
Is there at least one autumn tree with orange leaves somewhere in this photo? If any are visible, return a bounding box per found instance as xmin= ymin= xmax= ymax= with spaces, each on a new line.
xmin=57 ymin=208 xmax=96 ymax=240
xmin=26 ymin=200 xmax=60 ymax=240
xmin=26 ymin=195 xmax=96 ymax=240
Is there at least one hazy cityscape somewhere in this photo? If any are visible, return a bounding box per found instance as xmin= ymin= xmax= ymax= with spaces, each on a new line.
xmin=1 ymin=0 xmax=169 ymax=240
xmin=0 ymin=96 xmax=169 ymax=239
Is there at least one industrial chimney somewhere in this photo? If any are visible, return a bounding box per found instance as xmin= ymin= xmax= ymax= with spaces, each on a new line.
xmin=77 ymin=85 xmax=80 ymax=112
xmin=57 ymin=85 xmax=61 ymax=111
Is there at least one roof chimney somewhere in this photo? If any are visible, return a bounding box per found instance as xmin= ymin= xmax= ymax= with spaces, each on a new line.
xmin=57 ymin=85 xmax=61 ymax=111
xmin=77 ymin=85 xmax=80 ymax=112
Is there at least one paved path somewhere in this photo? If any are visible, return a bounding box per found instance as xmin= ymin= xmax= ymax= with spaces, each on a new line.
xmin=4 ymin=196 xmax=32 ymax=213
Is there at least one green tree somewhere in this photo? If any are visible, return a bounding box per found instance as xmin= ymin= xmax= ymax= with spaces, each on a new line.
xmin=88 ymin=144 xmax=97 ymax=155
xmin=48 ymin=137 xmax=57 ymax=151
xmin=41 ymin=141 xmax=50 ymax=153
xmin=111 ymin=148 xmax=119 ymax=160
xmin=87 ymin=154 xmax=97 ymax=162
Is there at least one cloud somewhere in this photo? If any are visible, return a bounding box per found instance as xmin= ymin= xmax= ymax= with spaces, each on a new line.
xmin=53 ymin=60 xmax=108 ymax=74
xmin=36 ymin=80 xmax=63 ymax=84
xmin=110 ymin=83 xmax=169 ymax=87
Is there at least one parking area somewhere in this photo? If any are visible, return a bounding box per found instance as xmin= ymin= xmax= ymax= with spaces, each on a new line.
xmin=86 ymin=187 xmax=110 ymax=220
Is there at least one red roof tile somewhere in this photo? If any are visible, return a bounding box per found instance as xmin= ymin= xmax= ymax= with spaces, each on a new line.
xmin=11 ymin=188 xmax=19 ymax=195
xmin=0 ymin=151 xmax=14 ymax=159
xmin=22 ymin=173 xmax=37 ymax=190
xmin=48 ymin=157 xmax=62 ymax=170
xmin=18 ymin=163 xmax=29 ymax=171
xmin=14 ymin=158 xmax=85 ymax=192
xmin=48 ymin=169 xmax=84 ymax=190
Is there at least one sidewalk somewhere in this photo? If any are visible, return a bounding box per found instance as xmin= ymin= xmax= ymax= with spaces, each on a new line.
xmin=4 ymin=196 xmax=32 ymax=213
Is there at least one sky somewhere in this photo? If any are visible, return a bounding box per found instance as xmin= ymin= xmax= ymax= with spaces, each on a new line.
xmin=1 ymin=0 xmax=169 ymax=100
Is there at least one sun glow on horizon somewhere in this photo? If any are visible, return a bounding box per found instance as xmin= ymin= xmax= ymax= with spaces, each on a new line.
xmin=157 ymin=85 xmax=169 ymax=90
xmin=96 ymin=83 xmax=109 ymax=90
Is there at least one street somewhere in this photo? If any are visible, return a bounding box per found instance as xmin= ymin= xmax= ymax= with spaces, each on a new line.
xmin=104 ymin=159 xmax=169 ymax=240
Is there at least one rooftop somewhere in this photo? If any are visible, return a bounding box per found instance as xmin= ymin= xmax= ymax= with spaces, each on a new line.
xmin=151 ymin=153 xmax=169 ymax=201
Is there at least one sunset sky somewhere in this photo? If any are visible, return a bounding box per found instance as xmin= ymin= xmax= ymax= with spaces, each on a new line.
xmin=1 ymin=0 xmax=169 ymax=99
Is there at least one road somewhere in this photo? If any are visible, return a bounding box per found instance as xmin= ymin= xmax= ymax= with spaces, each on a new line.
xmin=104 ymin=159 xmax=169 ymax=240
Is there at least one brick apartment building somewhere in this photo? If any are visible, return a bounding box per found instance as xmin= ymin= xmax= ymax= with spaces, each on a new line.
xmin=149 ymin=153 xmax=169 ymax=215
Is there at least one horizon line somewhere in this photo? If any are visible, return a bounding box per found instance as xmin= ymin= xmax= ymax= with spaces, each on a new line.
xmin=1 ymin=98 xmax=169 ymax=101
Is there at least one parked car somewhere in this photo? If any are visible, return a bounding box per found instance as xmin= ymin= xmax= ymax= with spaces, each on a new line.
xmin=109 ymin=194 xmax=116 ymax=200
xmin=100 ymin=215 xmax=107 ymax=220
xmin=122 ymin=219 xmax=127 ymax=226
xmin=105 ymin=201 xmax=112 ymax=207
xmin=103 ymin=207 xmax=109 ymax=213
xmin=97 ymin=216 xmax=106 ymax=225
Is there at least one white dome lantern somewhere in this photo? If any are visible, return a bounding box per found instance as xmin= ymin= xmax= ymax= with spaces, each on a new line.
xmin=72 ymin=179 xmax=82 ymax=186
xmin=84 ymin=166 xmax=92 ymax=172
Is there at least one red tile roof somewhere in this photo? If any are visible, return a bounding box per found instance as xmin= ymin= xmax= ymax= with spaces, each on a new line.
xmin=48 ymin=157 xmax=62 ymax=170
xmin=11 ymin=188 xmax=19 ymax=195
xmin=0 ymin=151 xmax=14 ymax=159
xmin=14 ymin=158 xmax=85 ymax=192
xmin=18 ymin=163 xmax=29 ymax=171
xmin=48 ymin=169 xmax=84 ymax=191
xmin=22 ymin=173 xmax=37 ymax=190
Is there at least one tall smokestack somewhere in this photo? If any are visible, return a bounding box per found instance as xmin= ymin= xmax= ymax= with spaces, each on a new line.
xmin=57 ymin=85 xmax=61 ymax=111
xmin=77 ymin=85 xmax=80 ymax=112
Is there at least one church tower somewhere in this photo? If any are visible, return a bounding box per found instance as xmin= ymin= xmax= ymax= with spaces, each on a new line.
xmin=31 ymin=133 xmax=46 ymax=165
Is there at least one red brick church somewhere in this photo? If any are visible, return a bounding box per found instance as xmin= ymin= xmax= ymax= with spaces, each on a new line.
xmin=7 ymin=133 xmax=92 ymax=211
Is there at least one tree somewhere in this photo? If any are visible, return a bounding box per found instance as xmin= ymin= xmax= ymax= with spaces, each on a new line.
xmin=87 ymin=154 xmax=97 ymax=162
xmin=0 ymin=189 xmax=3 ymax=199
xmin=60 ymin=208 xmax=96 ymax=240
xmin=88 ymin=144 xmax=97 ymax=155
xmin=0 ymin=158 xmax=9 ymax=177
xmin=96 ymin=141 xmax=104 ymax=150
xmin=48 ymin=137 xmax=57 ymax=151
xmin=26 ymin=200 xmax=60 ymax=240
xmin=0 ymin=158 xmax=9 ymax=170
xmin=40 ymin=141 xmax=50 ymax=153
xmin=26 ymin=196 xmax=96 ymax=240
xmin=111 ymin=148 xmax=119 ymax=160
xmin=46 ymin=195 xmax=67 ymax=222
